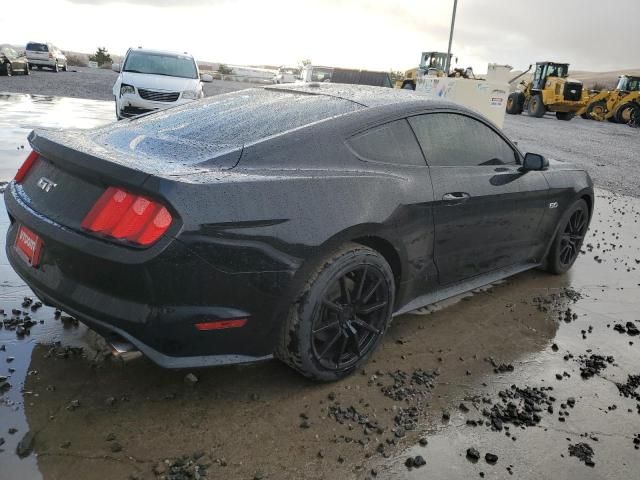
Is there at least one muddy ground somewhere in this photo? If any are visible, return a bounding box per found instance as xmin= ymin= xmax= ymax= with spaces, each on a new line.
xmin=0 ymin=93 xmax=640 ymax=480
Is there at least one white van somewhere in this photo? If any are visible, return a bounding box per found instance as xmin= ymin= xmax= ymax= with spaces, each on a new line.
xmin=25 ymin=42 xmax=67 ymax=71
xmin=111 ymin=48 xmax=213 ymax=119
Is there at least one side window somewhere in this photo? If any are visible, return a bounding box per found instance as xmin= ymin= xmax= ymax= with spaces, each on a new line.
xmin=348 ymin=119 xmax=426 ymax=167
xmin=408 ymin=113 xmax=517 ymax=167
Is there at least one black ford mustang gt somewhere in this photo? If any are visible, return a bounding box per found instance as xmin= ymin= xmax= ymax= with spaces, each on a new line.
xmin=4 ymin=84 xmax=593 ymax=380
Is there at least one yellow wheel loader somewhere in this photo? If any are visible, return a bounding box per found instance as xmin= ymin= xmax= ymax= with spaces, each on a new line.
xmin=578 ymin=75 xmax=640 ymax=123
xmin=506 ymin=62 xmax=588 ymax=121
xmin=395 ymin=51 xmax=473 ymax=90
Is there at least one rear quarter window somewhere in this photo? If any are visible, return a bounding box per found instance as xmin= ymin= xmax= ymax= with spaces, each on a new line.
xmin=348 ymin=119 xmax=426 ymax=166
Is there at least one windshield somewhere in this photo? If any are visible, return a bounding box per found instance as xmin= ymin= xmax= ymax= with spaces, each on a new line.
xmin=616 ymin=76 xmax=640 ymax=91
xmin=123 ymin=51 xmax=198 ymax=79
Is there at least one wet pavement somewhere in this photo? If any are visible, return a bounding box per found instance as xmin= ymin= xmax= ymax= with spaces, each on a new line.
xmin=1 ymin=94 xmax=640 ymax=480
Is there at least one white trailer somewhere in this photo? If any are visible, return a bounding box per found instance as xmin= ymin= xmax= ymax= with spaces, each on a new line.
xmin=415 ymin=64 xmax=512 ymax=129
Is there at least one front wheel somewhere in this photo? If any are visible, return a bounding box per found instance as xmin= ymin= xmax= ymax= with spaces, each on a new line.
xmin=276 ymin=243 xmax=395 ymax=381
xmin=506 ymin=92 xmax=523 ymax=114
xmin=545 ymin=199 xmax=589 ymax=275
xmin=527 ymin=94 xmax=546 ymax=118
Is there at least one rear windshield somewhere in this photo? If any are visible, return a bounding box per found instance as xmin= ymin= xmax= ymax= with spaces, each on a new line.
xmin=26 ymin=42 xmax=48 ymax=52
xmin=123 ymin=51 xmax=198 ymax=79
xmin=100 ymin=88 xmax=362 ymax=162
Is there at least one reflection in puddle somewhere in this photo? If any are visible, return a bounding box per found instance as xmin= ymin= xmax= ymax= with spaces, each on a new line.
xmin=0 ymin=93 xmax=114 ymax=181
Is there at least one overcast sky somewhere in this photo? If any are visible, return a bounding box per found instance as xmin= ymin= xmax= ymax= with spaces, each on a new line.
xmin=2 ymin=0 xmax=638 ymax=73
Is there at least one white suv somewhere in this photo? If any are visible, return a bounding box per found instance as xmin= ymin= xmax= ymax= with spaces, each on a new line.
xmin=112 ymin=48 xmax=213 ymax=120
xmin=25 ymin=42 xmax=67 ymax=72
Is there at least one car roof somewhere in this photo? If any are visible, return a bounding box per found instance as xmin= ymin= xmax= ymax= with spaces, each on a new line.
xmin=266 ymin=82 xmax=457 ymax=110
xmin=128 ymin=48 xmax=194 ymax=58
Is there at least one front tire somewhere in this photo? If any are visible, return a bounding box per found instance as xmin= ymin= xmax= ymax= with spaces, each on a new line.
xmin=527 ymin=94 xmax=546 ymax=118
xmin=4 ymin=63 xmax=12 ymax=76
xmin=506 ymin=92 xmax=523 ymax=114
xmin=276 ymin=243 xmax=395 ymax=381
xmin=545 ymin=199 xmax=589 ymax=275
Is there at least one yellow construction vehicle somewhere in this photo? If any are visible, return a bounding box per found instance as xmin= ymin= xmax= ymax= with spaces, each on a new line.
xmin=395 ymin=51 xmax=473 ymax=90
xmin=578 ymin=75 xmax=640 ymax=123
xmin=506 ymin=61 xmax=588 ymax=121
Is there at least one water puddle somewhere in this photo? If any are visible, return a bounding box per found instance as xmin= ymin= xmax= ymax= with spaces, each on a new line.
xmin=0 ymin=93 xmax=113 ymax=180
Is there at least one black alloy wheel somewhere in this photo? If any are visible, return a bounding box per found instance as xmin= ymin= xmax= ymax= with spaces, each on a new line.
xmin=277 ymin=243 xmax=394 ymax=381
xmin=311 ymin=265 xmax=389 ymax=371
xmin=546 ymin=199 xmax=589 ymax=274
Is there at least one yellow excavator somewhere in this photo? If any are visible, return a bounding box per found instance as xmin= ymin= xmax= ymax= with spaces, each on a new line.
xmin=506 ymin=61 xmax=588 ymax=121
xmin=578 ymin=75 xmax=640 ymax=123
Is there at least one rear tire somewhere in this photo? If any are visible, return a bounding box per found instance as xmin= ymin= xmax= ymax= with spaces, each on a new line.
xmin=527 ymin=94 xmax=546 ymax=118
xmin=614 ymin=103 xmax=635 ymax=124
xmin=506 ymin=92 xmax=524 ymax=114
xmin=24 ymin=63 xmax=30 ymax=75
xmin=545 ymin=199 xmax=589 ymax=275
xmin=555 ymin=111 xmax=574 ymax=121
xmin=402 ymin=81 xmax=415 ymax=90
xmin=276 ymin=243 xmax=395 ymax=381
xmin=62 ymin=62 xmax=68 ymax=72
xmin=53 ymin=62 xmax=59 ymax=72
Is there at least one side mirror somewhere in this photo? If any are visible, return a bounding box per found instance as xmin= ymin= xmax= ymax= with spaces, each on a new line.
xmin=200 ymin=73 xmax=213 ymax=83
xmin=521 ymin=152 xmax=549 ymax=171
xmin=111 ymin=63 xmax=121 ymax=73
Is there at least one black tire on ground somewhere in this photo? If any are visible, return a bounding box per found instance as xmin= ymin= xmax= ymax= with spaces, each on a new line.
xmin=555 ymin=111 xmax=574 ymax=121
xmin=506 ymin=92 xmax=524 ymax=114
xmin=527 ymin=94 xmax=546 ymax=118
xmin=37 ymin=65 xmax=42 ymax=70
xmin=53 ymin=62 xmax=59 ymax=72
xmin=4 ymin=63 xmax=12 ymax=76
xmin=629 ymin=103 xmax=640 ymax=128
xmin=583 ymin=100 xmax=607 ymax=120
xmin=62 ymin=62 xmax=68 ymax=72
xmin=614 ymin=103 xmax=635 ymax=124
xmin=402 ymin=81 xmax=415 ymax=90
xmin=545 ymin=199 xmax=589 ymax=275
xmin=276 ymin=243 xmax=395 ymax=381
xmin=24 ymin=63 xmax=30 ymax=75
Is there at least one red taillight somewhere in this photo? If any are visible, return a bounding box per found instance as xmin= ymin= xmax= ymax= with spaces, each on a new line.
xmin=194 ymin=318 xmax=248 ymax=331
xmin=48 ymin=52 xmax=53 ymax=58
xmin=81 ymin=187 xmax=172 ymax=246
xmin=15 ymin=151 xmax=39 ymax=183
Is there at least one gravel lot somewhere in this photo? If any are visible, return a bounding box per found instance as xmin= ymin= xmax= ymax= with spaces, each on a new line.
xmin=504 ymin=114 xmax=640 ymax=197
xmin=0 ymin=66 xmax=259 ymax=100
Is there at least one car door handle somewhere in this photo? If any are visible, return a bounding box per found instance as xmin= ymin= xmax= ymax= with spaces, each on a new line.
xmin=442 ymin=192 xmax=470 ymax=201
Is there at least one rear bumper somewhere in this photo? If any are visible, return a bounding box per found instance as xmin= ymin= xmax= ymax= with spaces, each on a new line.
xmin=27 ymin=58 xmax=57 ymax=67
xmin=4 ymin=182 xmax=292 ymax=367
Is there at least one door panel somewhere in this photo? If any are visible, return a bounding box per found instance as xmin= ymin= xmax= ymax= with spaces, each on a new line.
xmin=408 ymin=112 xmax=548 ymax=286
